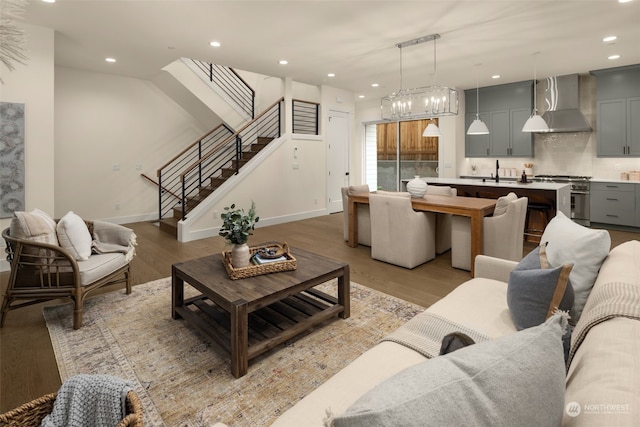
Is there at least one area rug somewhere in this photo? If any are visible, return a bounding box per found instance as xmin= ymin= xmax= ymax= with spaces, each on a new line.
xmin=44 ymin=278 xmax=424 ymax=427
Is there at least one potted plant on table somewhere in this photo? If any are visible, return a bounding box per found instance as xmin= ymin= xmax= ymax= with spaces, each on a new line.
xmin=219 ymin=202 xmax=259 ymax=268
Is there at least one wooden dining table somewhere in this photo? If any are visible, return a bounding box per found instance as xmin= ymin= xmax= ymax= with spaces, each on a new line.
xmin=347 ymin=192 xmax=497 ymax=276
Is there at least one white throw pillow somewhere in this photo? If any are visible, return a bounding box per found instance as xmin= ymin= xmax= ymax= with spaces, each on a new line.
xmin=493 ymin=192 xmax=517 ymax=216
xmin=56 ymin=211 xmax=92 ymax=261
xmin=540 ymin=211 xmax=611 ymax=324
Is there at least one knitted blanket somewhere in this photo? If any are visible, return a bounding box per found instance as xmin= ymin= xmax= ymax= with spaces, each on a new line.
xmin=42 ymin=374 xmax=133 ymax=427
xmin=381 ymin=311 xmax=491 ymax=358
xmin=568 ymin=281 xmax=640 ymax=367
xmin=92 ymin=220 xmax=137 ymax=262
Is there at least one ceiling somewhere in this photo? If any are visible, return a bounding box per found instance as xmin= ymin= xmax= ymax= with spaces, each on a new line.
xmin=20 ymin=0 xmax=640 ymax=103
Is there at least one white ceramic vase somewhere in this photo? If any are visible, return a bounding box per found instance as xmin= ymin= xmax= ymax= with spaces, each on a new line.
xmin=231 ymin=243 xmax=251 ymax=268
xmin=406 ymin=176 xmax=428 ymax=198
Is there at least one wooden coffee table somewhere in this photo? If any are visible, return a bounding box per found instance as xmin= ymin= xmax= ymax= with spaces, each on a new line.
xmin=171 ymin=245 xmax=350 ymax=378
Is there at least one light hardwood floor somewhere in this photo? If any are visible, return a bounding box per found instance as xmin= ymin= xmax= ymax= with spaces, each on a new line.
xmin=1 ymin=213 xmax=638 ymax=412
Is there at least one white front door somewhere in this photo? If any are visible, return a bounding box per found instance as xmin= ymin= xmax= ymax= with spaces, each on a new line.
xmin=327 ymin=110 xmax=349 ymax=213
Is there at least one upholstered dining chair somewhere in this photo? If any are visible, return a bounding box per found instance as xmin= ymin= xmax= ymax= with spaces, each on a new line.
xmin=369 ymin=191 xmax=436 ymax=269
xmin=342 ymin=184 xmax=371 ymax=246
xmin=451 ymin=193 xmax=528 ymax=271
xmin=423 ymin=185 xmax=457 ymax=254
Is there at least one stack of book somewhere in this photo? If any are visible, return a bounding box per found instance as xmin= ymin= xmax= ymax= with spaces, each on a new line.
xmin=251 ymin=253 xmax=287 ymax=265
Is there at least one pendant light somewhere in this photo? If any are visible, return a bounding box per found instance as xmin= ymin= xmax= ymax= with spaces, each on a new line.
xmin=522 ymin=52 xmax=549 ymax=132
xmin=467 ymin=64 xmax=490 ymax=135
xmin=423 ymin=121 xmax=442 ymax=137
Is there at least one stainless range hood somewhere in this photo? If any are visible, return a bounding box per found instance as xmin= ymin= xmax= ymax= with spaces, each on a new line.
xmin=541 ymin=74 xmax=592 ymax=133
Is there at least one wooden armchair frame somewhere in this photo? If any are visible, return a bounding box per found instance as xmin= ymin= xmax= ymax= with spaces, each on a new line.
xmin=1 ymin=222 xmax=132 ymax=330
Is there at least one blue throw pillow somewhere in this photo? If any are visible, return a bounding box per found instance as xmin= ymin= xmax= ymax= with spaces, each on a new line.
xmin=507 ymin=244 xmax=574 ymax=362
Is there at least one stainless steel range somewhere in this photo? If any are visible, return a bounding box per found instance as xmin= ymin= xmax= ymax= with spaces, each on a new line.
xmin=534 ymin=175 xmax=591 ymax=226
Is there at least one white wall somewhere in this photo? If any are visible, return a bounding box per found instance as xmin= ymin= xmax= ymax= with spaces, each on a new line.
xmin=54 ymin=67 xmax=207 ymax=222
xmin=0 ymin=24 xmax=55 ymax=229
xmin=0 ymin=24 xmax=54 ymax=271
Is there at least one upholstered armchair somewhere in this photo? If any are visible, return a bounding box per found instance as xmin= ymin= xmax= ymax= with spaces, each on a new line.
xmin=451 ymin=194 xmax=528 ymax=271
xmin=424 ymin=185 xmax=457 ymax=254
xmin=342 ymin=185 xmax=371 ymax=246
xmin=1 ymin=209 xmax=136 ymax=329
xmin=369 ymin=191 xmax=436 ymax=269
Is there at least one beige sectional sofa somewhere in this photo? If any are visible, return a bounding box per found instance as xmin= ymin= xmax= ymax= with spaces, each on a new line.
xmin=213 ymin=213 xmax=639 ymax=426
xmin=268 ymin=234 xmax=640 ymax=425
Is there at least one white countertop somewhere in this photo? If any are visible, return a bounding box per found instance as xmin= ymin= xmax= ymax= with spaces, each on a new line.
xmin=590 ymin=178 xmax=640 ymax=184
xmin=420 ymin=177 xmax=570 ymax=191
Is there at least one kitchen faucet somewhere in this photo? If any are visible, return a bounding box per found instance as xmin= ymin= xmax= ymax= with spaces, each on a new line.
xmin=495 ymin=160 xmax=500 ymax=183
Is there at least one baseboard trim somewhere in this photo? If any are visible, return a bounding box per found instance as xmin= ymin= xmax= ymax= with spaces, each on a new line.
xmin=179 ymin=208 xmax=328 ymax=243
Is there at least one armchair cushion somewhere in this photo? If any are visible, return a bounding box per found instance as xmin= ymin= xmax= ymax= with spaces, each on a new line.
xmin=78 ymin=253 xmax=129 ymax=287
xmin=10 ymin=209 xmax=58 ymax=246
xmin=56 ymin=211 xmax=92 ymax=261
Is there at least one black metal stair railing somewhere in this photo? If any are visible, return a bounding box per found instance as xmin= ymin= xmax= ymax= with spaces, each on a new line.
xmin=191 ymin=59 xmax=255 ymax=119
xmin=292 ymin=98 xmax=320 ymax=135
xmin=178 ymin=97 xmax=284 ymax=220
xmin=156 ymin=124 xmax=234 ymax=221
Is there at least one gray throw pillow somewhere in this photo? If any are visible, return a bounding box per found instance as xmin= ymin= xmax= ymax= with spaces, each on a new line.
xmin=329 ymin=315 xmax=568 ymax=427
xmin=508 ymin=244 xmax=574 ymax=361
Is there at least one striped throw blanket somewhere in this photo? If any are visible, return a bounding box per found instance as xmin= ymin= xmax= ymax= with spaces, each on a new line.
xmin=568 ymin=281 xmax=640 ymax=367
xmin=381 ymin=311 xmax=491 ymax=359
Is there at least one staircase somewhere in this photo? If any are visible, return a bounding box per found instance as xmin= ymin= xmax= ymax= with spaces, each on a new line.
xmin=154 ymin=97 xmax=284 ymax=238
xmin=158 ymin=137 xmax=274 ymax=236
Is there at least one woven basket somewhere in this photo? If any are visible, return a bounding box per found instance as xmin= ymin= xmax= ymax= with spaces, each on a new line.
xmin=0 ymin=390 xmax=143 ymax=427
xmin=222 ymin=242 xmax=297 ymax=280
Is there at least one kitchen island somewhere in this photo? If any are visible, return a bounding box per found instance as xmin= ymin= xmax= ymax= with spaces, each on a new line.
xmin=405 ymin=177 xmax=571 ymax=218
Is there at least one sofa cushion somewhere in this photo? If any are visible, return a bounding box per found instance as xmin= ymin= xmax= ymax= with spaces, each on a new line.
xmin=56 ymin=211 xmax=92 ymax=261
xmin=493 ymin=191 xmax=517 ymax=216
xmin=541 ymin=211 xmax=610 ymax=324
xmin=330 ymin=315 xmax=568 ymax=427
xmin=564 ymin=317 xmax=640 ymax=425
xmin=508 ymin=244 xmax=574 ymax=360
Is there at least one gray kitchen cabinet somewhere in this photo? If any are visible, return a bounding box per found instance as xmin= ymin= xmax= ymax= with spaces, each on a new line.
xmin=465 ymin=112 xmax=490 ymax=156
xmin=596 ymin=97 xmax=640 ymax=157
xmin=465 ymin=81 xmax=533 ymax=158
xmin=591 ymin=65 xmax=640 ymax=158
xmin=590 ymin=181 xmax=637 ymax=226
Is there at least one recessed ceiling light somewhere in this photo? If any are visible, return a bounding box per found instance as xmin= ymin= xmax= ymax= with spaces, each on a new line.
xmin=358 ymin=95 xmax=365 ymax=99
xmin=105 ymin=57 xmax=116 ymax=63
xmin=602 ymin=35 xmax=617 ymax=42
xmin=209 ymin=41 xmax=221 ymax=47
xmin=278 ymin=60 xmax=288 ymax=65
xmin=491 ymin=75 xmax=501 ymax=79
xmin=41 ymin=0 xmax=55 ymax=3
xmin=327 ymin=73 xmax=335 ymax=77
xmin=608 ymin=54 xmax=621 ymax=60
xmin=371 ymin=83 xmax=379 ymax=87
xmin=618 ymin=0 xmax=632 ymax=3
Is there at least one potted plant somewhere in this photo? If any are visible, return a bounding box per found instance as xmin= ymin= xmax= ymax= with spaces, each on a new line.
xmin=219 ymin=202 xmax=259 ymax=268
xmin=470 ymin=164 xmax=478 ymax=175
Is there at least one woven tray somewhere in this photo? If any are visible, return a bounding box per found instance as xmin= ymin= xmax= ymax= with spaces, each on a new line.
xmin=222 ymin=242 xmax=297 ymax=280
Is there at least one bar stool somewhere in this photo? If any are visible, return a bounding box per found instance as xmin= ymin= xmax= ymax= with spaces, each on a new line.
xmin=524 ymin=197 xmax=553 ymax=239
